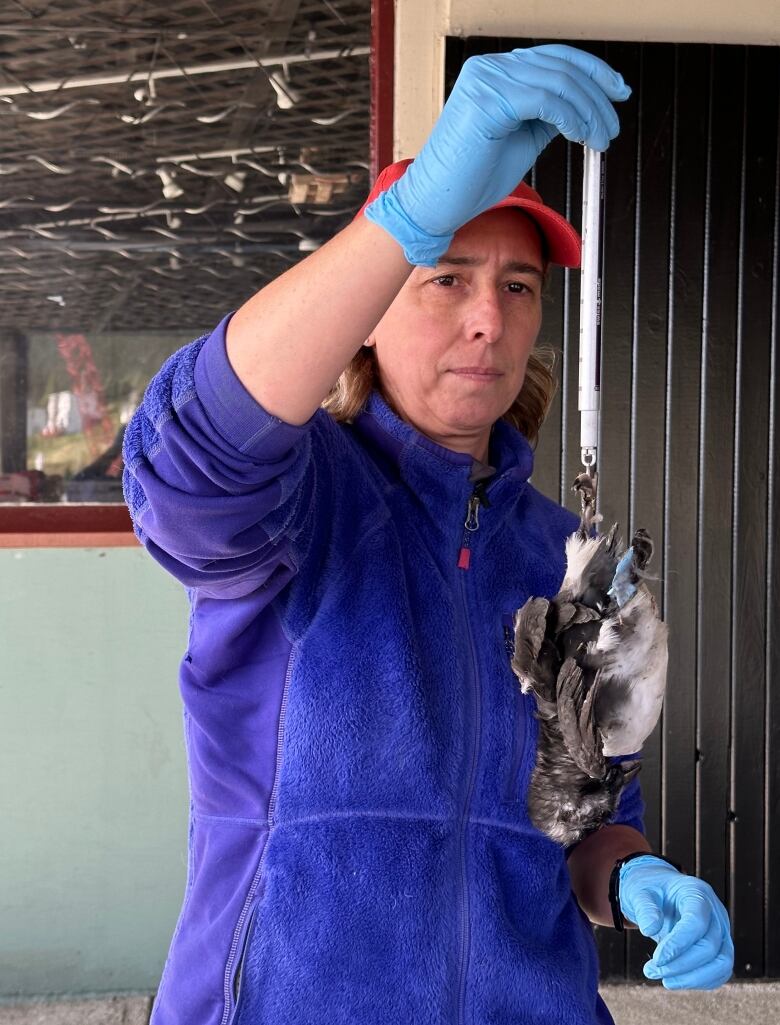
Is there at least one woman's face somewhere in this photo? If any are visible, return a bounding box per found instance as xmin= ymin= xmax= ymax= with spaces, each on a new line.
xmin=367 ymin=207 xmax=545 ymax=461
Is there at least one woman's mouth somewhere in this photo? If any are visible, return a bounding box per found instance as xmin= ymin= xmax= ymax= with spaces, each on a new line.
xmin=449 ymin=367 xmax=503 ymax=381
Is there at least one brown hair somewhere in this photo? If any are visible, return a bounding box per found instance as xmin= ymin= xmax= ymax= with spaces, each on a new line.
xmin=322 ymin=342 xmax=558 ymax=446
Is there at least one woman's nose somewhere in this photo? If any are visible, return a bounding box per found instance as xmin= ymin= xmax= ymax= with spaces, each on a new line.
xmin=464 ymin=289 xmax=504 ymax=343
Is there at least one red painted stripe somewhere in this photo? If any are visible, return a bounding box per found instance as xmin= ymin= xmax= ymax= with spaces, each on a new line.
xmin=0 ymin=504 xmax=132 ymax=537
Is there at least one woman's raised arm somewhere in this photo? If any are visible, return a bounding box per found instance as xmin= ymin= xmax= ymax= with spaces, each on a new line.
xmin=225 ymin=215 xmax=411 ymax=426
xmin=226 ymin=45 xmax=630 ymax=427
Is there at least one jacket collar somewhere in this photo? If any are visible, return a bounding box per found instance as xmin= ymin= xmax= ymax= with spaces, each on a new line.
xmin=350 ymin=391 xmax=534 ymax=532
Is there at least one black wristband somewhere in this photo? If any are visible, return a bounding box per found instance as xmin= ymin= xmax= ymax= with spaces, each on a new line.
xmin=608 ymin=851 xmax=683 ymax=931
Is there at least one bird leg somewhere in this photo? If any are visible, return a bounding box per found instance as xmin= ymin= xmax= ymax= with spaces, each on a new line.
xmin=572 ymin=470 xmax=599 ymax=539
xmin=629 ymin=527 xmax=653 ymax=574
xmin=607 ymin=527 xmax=654 ymax=608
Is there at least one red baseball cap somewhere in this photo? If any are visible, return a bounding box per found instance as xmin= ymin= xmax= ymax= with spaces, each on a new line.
xmin=357 ymin=158 xmax=581 ymax=268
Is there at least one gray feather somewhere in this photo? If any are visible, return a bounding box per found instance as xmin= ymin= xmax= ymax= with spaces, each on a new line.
xmin=556 ymin=659 xmax=605 ymax=779
xmin=511 ymin=597 xmax=554 ymax=701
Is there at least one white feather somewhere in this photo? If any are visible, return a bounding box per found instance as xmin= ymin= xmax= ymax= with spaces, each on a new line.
xmin=561 ymin=534 xmax=601 ymax=596
xmin=594 ymin=586 xmax=668 ymax=755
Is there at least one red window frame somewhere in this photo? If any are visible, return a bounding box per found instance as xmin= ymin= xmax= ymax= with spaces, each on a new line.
xmin=0 ymin=504 xmax=134 ymax=548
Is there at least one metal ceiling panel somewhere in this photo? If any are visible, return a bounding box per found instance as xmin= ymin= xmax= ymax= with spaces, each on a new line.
xmin=0 ymin=0 xmax=371 ymax=330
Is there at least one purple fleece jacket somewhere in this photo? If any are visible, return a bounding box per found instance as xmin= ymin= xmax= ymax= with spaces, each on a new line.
xmin=123 ymin=313 xmax=644 ymax=1025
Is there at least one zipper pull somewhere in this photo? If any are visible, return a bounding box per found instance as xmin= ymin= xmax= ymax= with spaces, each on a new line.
xmin=458 ymin=489 xmax=483 ymax=570
xmin=474 ymin=479 xmax=491 ymax=509
xmin=465 ymin=494 xmax=480 ymax=531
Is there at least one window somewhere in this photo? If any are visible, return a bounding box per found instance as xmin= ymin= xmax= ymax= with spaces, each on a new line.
xmin=2 ymin=328 xmax=197 ymax=505
xmin=0 ymin=1 xmax=370 ymax=524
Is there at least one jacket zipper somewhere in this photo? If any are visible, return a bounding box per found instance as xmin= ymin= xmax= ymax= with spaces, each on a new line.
xmin=221 ymin=646 xmax=297 ymax=1025
xmin=231 ymin=904 xmax=258 ymax=1008
xmin=455 ymin=483 xmax=486 ymax=1024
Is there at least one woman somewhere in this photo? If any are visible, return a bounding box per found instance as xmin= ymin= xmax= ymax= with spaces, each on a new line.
xmin=124 ymin=44 xmax=733 ymax=1025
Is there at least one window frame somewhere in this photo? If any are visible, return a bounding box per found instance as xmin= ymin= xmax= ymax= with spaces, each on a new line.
xmin=0 ymin=505 xmax=134 ymax=547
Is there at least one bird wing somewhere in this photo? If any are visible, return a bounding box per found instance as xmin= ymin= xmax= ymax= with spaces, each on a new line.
xmin=571 ymin=603 xmax=602 ymax=625
xmin=555 ymin=600 xmax=577 ymax=631
xmin=556 ymin=658 xmax=605 ymax=779
xmin=511 ymin=597 xmax=553 ymax=698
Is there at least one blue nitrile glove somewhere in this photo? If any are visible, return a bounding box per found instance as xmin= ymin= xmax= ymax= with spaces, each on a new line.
xmin=365 ymin=44 xmax=631 ymax=265
xmin=619 ymin=855 xmax=734 ymax=990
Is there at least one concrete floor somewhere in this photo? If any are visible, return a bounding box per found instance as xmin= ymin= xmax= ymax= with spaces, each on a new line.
xmin=0 ymin=985 xmax=778 ymax=1024
xmin=601 ymin=983 xmax=780 ymax=1024
xmin=0 ymin=997 xmax=152 ymax=1025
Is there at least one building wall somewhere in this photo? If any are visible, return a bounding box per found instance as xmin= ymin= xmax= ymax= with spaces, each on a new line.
xmin=0 ymin=546 xmax=189 ymax=997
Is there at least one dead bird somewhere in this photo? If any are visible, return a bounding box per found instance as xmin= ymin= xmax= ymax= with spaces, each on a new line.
xmin=511 ymin=473 xmax=668 ymax=846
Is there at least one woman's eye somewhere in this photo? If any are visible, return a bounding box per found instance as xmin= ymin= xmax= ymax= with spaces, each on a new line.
xmin=429 ymin=276 xmax=536 ymax=293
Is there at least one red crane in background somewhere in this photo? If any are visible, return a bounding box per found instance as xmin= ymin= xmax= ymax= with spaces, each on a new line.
xmin=0 ymin=333 xmax=122 ymax=502
xmin=52 ymin=333 xmax=121 ymax=475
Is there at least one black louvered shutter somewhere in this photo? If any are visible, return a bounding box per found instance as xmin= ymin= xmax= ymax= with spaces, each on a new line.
xmin=445 ymin=38 xmax=780 ymax=982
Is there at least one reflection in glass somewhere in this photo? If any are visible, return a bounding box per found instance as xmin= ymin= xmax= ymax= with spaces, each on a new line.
xmin=1 ymin=328 xmax=196 ymax=504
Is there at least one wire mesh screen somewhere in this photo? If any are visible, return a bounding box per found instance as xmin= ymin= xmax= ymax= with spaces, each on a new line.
xmin=0 ymin=0 xmax=371 ymax=332
xmin=0 ymin=0 xmax=370 ymax=500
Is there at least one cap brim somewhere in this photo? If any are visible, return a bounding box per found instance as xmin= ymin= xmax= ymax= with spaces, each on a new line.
xmin=357 ymin=157 xmax=582 ymax=269
xmin=491 ymin=195 xmax=582 ymax=269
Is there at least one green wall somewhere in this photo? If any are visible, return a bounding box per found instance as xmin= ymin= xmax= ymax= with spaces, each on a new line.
xmin=0 ymin=545 xmax=190 ymax=998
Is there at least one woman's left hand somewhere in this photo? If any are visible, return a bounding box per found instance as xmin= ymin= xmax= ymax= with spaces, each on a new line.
xmin=618 ymin=855 xmax=735 ymax=989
